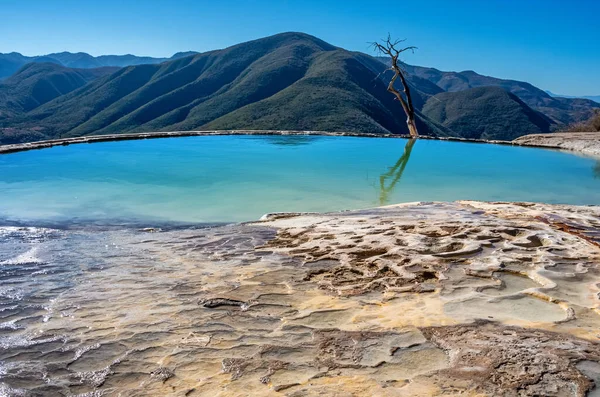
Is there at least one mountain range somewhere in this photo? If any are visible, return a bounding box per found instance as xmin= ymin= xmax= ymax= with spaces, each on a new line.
xmin=0 ymin=51 xmax=197 ymax=80
xmin=0 ymin=32 xmax=598 ymax=145
xmin=545 ymin=91 xmax=600 ymax=104
xmin=396 ymin=62 xmax=598 ymax=126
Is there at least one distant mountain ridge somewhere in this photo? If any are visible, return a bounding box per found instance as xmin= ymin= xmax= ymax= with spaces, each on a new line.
xmin=545 ymin=91 xmax=600 ymax=104
xmin=0 ymin=33 xmax=598 ymax=145
xmin=386 ymin=62 xmax=599 ymax=126
xmin=0 ymin=51 xmax=198 ymax=80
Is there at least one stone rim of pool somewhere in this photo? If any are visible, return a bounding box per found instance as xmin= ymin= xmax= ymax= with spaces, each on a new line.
xmin=0 ymin=129 xmax=589 ymax=156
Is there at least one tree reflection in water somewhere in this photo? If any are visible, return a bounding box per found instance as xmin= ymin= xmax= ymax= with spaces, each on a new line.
xmin=379 ymin=139 xmax=416 ymax=205
xmin=594 ymin=161 xmax=600 ymax=179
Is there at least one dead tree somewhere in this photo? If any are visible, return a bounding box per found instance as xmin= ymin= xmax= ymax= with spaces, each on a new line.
xmin=372 ymin=35 xmax=419 ymax=138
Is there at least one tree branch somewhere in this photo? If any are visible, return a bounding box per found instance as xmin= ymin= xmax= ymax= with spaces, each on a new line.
xmin=370 ymin=34 xmax=419 ymax=137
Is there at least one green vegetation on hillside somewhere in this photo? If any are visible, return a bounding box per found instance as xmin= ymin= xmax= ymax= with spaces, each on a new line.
xmin=0 ymin=33 xmax=451 ymax=143
xmin=0 ymin=63 xmax=116 ymax=121
xmin=0 ymin=51 xmax=197 ymax=80
xmin=0 ymin=32 xmax=596 ymax=145
xmin=422 ymin=87 xmax=552 ymax=140
xmin=564 ymin=110 xmax=600 ymax=132
xmin=400 ymin=64 xmax=600 ymax=126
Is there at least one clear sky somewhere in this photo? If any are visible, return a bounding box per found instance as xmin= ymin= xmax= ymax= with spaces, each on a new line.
xmin=1 ymin=0 xmax=598 ymax=95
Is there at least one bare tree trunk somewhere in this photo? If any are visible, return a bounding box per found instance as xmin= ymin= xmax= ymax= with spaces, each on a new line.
xmin=372 ymin=35 xmax=419 ymax=138
xmin=407 ymin=116 xmax=418 ymax=138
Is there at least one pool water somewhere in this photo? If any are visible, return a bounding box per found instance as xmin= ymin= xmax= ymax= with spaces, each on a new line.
xmin=0 ymin=135 xmax=598 ymax=224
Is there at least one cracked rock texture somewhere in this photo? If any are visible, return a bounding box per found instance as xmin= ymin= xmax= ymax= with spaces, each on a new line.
xmin=0 ymin=201 xmax=599 ymax=396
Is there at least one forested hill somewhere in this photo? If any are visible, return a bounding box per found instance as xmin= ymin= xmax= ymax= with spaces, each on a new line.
xmin=0 ymin=51 xmax=197 ymax=80
xmin=1 ymin=32 xmax=597 ymax=145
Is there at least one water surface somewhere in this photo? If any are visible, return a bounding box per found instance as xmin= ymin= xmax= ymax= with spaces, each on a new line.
xmin=0 ymin=135 xmax=598 ymax=224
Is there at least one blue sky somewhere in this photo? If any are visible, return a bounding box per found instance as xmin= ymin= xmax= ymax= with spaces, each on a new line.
xmin=1 ymin=0 xmax=598 ymax=95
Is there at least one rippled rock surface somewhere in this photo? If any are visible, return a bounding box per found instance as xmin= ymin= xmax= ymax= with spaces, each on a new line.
xmin=0 ymin=201 xmax=599 ymax=396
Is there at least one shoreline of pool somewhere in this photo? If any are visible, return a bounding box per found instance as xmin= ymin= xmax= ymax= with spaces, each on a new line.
xmin=1 ymin=129 xmax=595 ymax=156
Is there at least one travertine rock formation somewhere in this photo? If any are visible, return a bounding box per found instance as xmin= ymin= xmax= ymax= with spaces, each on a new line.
xmin=1 ymin=201 xmax=599 ymax=396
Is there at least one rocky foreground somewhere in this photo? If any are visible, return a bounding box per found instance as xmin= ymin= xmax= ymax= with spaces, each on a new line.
xmin=514 ymin=132 xmax=600 ymax=157
xmin=252 ymin=201 xmax=600 ymax=396
xmin=1 ymin=201 xmax=600 ymax=396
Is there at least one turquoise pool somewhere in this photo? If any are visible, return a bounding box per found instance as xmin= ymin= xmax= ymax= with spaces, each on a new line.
xmin=0 ymin=135 xmax=598 ymax=224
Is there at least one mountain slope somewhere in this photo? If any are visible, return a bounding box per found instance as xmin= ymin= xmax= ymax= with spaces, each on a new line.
xmin=0 ymin=63 xmax=117 ymax=119
xmin=0 ymin=53 xmax=61 ymax=80
xmin=0 ymin=51 xmax=197 ymax=80
xmin=204 ymin=50 xmax=445 ymax=135
xmin=401 ymin=64 xmax=600 ymax=126
xmin=422 ymin=87 xmax=553 ymax=140
xmin=0 ymin=33 xmax=582 ymax=144
xmin=5 ymin=33 xmax=449 ymax=142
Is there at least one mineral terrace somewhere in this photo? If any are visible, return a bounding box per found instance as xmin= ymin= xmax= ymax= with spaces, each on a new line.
xmin=1 ymin=201 xmax=600 ymax=396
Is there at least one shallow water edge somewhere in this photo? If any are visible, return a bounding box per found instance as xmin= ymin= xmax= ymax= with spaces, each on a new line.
xmin=1 ymin=200 xmax=599 ymax=396
xmin=0 ymin=129 xmax=586 ymax=156
xmin=3 ymin=133 xmax=598 ymax=224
